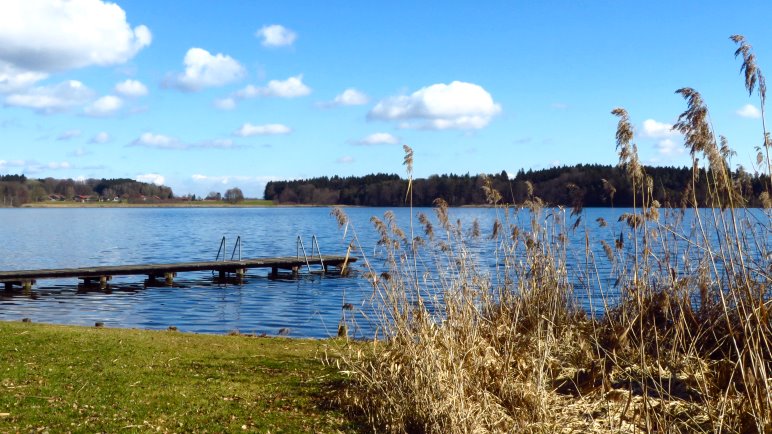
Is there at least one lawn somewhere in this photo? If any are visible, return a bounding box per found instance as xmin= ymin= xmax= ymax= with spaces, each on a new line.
xmin=0 ymin=321 xmax=358 ymax=433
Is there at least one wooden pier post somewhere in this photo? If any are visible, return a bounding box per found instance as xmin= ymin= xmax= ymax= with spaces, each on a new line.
xmin=79 ymin=276 xmax=111 ymax=289
xmin=164 ymin=272 xmax=176 ymax=286
xmin=3 ymin=282 xmax=12 ymax=291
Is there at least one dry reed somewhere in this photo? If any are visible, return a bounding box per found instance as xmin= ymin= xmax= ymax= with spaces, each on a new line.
xmin=332 ymin=36 xmax=771 ymax=433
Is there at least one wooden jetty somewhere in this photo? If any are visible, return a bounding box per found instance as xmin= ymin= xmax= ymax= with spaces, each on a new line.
xmin=0 ymin=255 xmax=355 ymax=290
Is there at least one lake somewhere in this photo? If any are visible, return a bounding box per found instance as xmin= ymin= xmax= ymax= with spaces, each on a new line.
xmin=0 ymin=206 xmax=768 ymax=338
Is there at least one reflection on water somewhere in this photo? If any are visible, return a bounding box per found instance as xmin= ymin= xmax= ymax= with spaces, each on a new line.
xmin=0 ymin=207 xmax=769 ymax=337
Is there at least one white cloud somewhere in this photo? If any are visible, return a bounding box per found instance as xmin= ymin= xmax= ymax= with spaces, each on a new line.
xmin=336 ymin=156 xmax=354 ymax=164
xmin=655 ymin=138 xmax=685 ymax=157
xmin=89 ymin=131 xmax=111 ymax=144
xmin=84 ymin=95 xmax=123 ymax=117
xmin=57 ymin=129 xmax=81 ymax=141
xmin=234 ymin=75 xmax=311 ymax=99
xmin=115 ymin=79 xmax=148 ymax=97
xmin=167 ymin=48 xmax=245 ymax=91
xmin=736 ymin=104 xmax=761 ymax=119
xmin=0 ymin=0 xmax=150 ymax=91
xmin=354 ymin=132 xmax=400 ymax=145
xmin=0 ymin=159 xmax=25 ymax=170
xmin=256 ymin=24 xmax=297 ymax=47
xmin=368 ymin=81 xmax=501 ymax=130
xmin=0 ymin=63 xmax=47 ymax=93
xmin=46 ymin=161 xmax=71 ymax=170
xmin=4 ymin=80 xmax=94 ymax=114
xmin=136 ymin=173 xmax=165 ymax=186
xmin=323 ymin=88 xmax=369 ymax=107
xmin=233 ymin=123 xmax=292 ymax=137
xmin=264 ymin=75 xmax=310 ymax=97
xmin=641 ymin=119 xmax=679 ymax=139
xmin=131 ymin=133 xmax=242 ymax=150
xmin=639 ymin=119 xmax=685 ymax=158
xmin=213 ymin=97 xmax=236 ymax=110
xmin=131 ymin=132 xmax=184 ymax=149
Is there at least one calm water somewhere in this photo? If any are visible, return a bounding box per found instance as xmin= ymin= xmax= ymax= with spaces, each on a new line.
xmin=0 ymin=207 xmax=769 ymax=338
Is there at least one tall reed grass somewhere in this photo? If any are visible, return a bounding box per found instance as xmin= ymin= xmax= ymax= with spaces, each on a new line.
xmin=333 ymin=36 xmax=771 ymax=433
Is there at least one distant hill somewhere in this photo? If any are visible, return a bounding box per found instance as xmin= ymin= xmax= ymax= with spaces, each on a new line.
xmin=264 ymin=164 xmax=770 ymax=208
xmin=0 ymin=175 xmax=174 ymax=207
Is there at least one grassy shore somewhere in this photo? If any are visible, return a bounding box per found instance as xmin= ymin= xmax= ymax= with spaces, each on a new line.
xmin=0 ymin=321 xmax=358 ymax=433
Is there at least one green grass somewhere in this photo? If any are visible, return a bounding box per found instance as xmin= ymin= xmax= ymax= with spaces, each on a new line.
xmin=0 ymin=321 xmax=358 ymax=433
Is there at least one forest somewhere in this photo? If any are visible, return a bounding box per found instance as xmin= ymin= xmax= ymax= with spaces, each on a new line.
xmin=263 ymin=164 xmax=770 ymax=207
xmin=0 ymin=175 xmax=174 ymax=206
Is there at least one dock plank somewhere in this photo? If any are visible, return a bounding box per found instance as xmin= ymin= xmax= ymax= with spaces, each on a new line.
xmin=0 ymin=255 xmax=355 ymax=284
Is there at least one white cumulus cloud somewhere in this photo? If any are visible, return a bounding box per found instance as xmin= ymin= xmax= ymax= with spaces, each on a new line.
xmin=4 ymin=80 xmax=94 ymax=114
xmin=47 ymin=161 xmax=71 ymax=170
xmin=131 ymin=132 xmax=184 ymax=149
xmin=355 ymin=132 xmax=399 ymax=145
xmin=0 ymin=0 xmax=150 ymax=90
xmin=233 ymin=123 xmax=292 ymax=137
xmin=234 ymin=75 xmax=311 ymax=99
xmin=640 ymin=119 xmax=685 ymax=158
xmin=0 ymin=63 xmax=47 ymax=93
xmin=89 ymin=131 xmax=111 ymax=144
xmin=84 ymin=95 xmax=123 ymax=117
xmin=167 ymin=48 xmax=245 ymax=91
xmin=328 ymin=88 xmax=369 ymax=107
xmin=640 ymin=119 xmax=679 ymax=139
xmin=736 ymin=104 xmax=761 ymax=119
xmin=368 ymin=81 xmax=501 ymax=130
xmin=115 ymin=79 xmax=148 ymax=97
xmin=655 ymin=138 xmax=685 ymax=157
xmin=136 ymin=173 xmax=165 ymax=186
xmin=256 ymin=24 xmax=297 ymax=47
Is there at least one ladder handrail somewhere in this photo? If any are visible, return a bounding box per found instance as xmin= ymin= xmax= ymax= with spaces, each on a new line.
xmin=230 ymin=236 xmax=241 ymax=261
xmin=214 ymin=236 xmax=226 ymax=262
xmin=296 ymin=236 xmax=312 ymax=273
xmin=311 ymin=235 xmax=325 ymax=270
xmin=297 ymin=235 xmax=326 ymax=274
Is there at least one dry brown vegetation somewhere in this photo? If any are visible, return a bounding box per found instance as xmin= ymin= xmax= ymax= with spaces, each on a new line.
xmin=331 ymin=36 xmax=771 ymax=433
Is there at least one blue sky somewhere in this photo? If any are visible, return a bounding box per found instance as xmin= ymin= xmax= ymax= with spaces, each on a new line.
xmin=1 ymin=0 xmax=770 ymax=198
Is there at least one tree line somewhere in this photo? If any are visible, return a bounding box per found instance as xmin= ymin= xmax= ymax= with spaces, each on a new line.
xmin=264 ymin=164 xmax=770 ymax=207
xmin=0 ymin=175 xmax=174 ymax=206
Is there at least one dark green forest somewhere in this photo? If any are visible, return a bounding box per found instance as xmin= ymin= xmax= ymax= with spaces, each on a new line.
xmin=0 ymin=175 xmax=174 ymax=206
xmin=264 ymin=164 xmax=770 ymax=207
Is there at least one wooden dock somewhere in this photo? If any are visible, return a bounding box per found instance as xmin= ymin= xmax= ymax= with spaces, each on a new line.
xmin=0 ymin=255 xmax=355 ymax=290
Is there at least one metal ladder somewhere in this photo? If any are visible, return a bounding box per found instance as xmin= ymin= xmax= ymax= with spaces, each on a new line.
xmin=214 ymin=235 xmax=242 ymax=262
xmin=296 ymin=235 xmax=325 ymax=274
xmin=213 ymin=235 xmax=242 ymax=277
